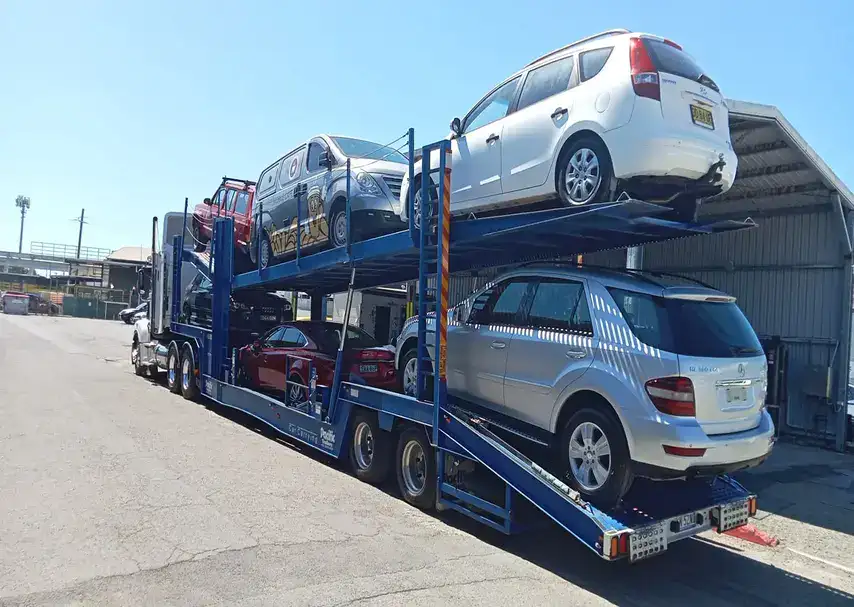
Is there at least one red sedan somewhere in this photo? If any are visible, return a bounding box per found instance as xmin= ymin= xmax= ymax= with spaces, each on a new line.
xmin=238 ymin=321 xmax=397 ymax=401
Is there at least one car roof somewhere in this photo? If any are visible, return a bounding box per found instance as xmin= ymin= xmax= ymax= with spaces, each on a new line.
xmin=497 ymin=263 xmax=729 ymax=298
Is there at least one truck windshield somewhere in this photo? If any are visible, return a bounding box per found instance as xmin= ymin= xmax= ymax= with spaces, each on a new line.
xmin=332 ymin=137 xmax=408 ymax=164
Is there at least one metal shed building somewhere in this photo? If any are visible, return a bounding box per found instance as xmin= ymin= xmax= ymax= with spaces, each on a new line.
xmin=438 ymin=99 xmax=854 ymax=450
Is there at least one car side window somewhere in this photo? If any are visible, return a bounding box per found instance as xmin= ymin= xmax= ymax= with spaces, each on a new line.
xmin=306 ymin=142 xmax=328 ymax=173
xmin=225 ymin=189 xmax=237 ymax=212
xmin=463 ymin=76 xmax=521 ymax=134
xmin=279 ymin=150 xmax=304 ymax=186
xmin=258 ymin=162 xmax=280 ymax=197
xmin=265 ymin=327 xmax=287 ymax=347
xmin=579 ymin=47 xmax=613 ymax=82
xmin=467 ymin=279 xmax=528 ymax=326
xmin=517 ymin=57 xmax=574 ymax=112
xmin=527 ymin=279 xmax=593 ymax=334
xmin=282 ymin=327 xmax=308 ymax=347
xmin=198 ymin=276 xmax=213 ymax=292
xmin=234 ymin=191 xmax=250 ymax=215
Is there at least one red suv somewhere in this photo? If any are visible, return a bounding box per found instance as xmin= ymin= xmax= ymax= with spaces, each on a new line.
xmin=191 ymin=177 xmax=255 ymax=255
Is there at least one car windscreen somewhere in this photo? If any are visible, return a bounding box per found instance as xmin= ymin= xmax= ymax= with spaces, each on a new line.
xmin=332 ymin=137 xmax=408 ymax=164
xmin=643 ymin=38 xmax=719 ymax=91
xmin=608 ymin=288 xmax=763 ymax=358
xmin=314 ymin=325 xmax=380 ymax=354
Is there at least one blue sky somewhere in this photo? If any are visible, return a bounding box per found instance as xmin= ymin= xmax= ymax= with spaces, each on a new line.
xmin=1 ymin=0 xmax=851 ymax=253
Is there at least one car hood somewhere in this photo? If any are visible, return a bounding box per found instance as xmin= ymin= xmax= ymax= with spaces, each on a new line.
xmin=346 ymin=158 xmax=407 ymax=176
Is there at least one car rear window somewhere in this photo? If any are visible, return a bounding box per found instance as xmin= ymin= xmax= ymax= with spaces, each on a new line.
xmin=608 ymin=288 xmax=763 ymax=358
xmin=579 ymin=47 xmax=613 ymax=82
xmin=643 ymin=39 xmax=719 ymax=91
xmin=315 ymin=325 xmax=380 ymax=353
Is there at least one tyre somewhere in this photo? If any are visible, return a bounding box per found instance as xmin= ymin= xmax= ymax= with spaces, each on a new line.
xmin=557 ymin=137 xmax=614 ymax=206
xmin=410 ymin=177 xmax=436 ymax=230
xmin=257 ymin=230 xmax=272 ymax=270
xmin=348 ymin=410 xmax=392 ymax=484
xmin=395 ymin=426 xmax=436 ymax=509
xmin=329 ymin=208 xmax=348 ymax=248
xmin=192 ymin=220 xmax=207 ymax=252
xmin=132 ymin=339 xmax=145 ymax=376
xmin=180 ymin=346 xmax=199 ymax=401
xmin=166 ymin=345 xmax=181 ymax=393
xmin=399 ymin=347 xmax=433 ymax=400
xmin=559 ymin=406 xmax=633 ymax=508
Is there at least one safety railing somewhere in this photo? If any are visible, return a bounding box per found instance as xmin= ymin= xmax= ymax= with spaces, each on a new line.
xmin=285 ymin=353 xmax=320 ymax=417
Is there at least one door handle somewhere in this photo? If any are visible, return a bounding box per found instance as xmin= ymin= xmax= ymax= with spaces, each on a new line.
xmin=551 ymin=107 xmax=568 ymax=119
xmin=490 ymin=340 xmax=506 ymax=350
xmin=566 ymin=348 xmax=587 ymax=359
xmin=486 ymin=134 xmax=500 ymax=144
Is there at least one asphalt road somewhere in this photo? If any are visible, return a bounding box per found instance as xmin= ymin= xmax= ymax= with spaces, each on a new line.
xmin=1 ymin=314 xmax=853 ymax=606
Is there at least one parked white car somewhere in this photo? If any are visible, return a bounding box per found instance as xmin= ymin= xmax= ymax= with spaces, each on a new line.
xmin=400 ymin=29 xmax=736 ymax=224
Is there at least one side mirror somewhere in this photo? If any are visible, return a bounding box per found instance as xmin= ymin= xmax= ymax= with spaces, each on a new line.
xmin=203 ymin=197 xmax=212 ymax=206
xmin=319 ymin=150 xmax=333 ymax=169
xmin=450 ymin=117 xmax=462 ymax=137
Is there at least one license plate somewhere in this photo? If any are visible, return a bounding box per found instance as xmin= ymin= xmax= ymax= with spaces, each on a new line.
xmin=679 ymin=513 xmax=699 ymax=530
xmin=690 ymin=104 xmax=714 ymax=129
xmin=260 ymin=314 xmax=277 ymax=322
xmin=359 ymin=364 xmax=378 ymax=374
xmin=726 ymin=387 xmax=748 ymax=403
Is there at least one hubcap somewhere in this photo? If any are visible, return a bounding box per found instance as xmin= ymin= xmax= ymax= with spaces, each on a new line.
xmin=401 ymin=440 xmax=427 ymax=496
xmin=564 ymin=148 xmax=601 ymax=205
xmin=568 ymin=421 xmax=611 ymax=492
xmin=353 ymin=421 xmax=374 ymax=470
xmin=169 ymin=353 xmax=176 ymax=385
xmin=182 ymin=357 xmax=191 ymax=391
xmin=131 ymin=344 xmax=139 ymax=365
xmin=403 ymin=356 xmax=418 ymax=396
xmin=333 ymin=212 xmax=347 ymax=247
xmin=412 ymin=189 xmax=422 ymax=229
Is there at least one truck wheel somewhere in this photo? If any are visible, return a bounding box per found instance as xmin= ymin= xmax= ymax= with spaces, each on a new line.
xmin=180 ymin=346 xmax=199 ymax=401
xmin=348 ymin=410 xmax=391 ymax=484
xmin=132 ymin=339 xmax=145 ymax=376
xmin=395 ymin=426 xmax=436 ymax=509
xmin=559 ymin=406 xmax=633 ymax=509
xmin=166 ymin=344 xmax=181 ymax=393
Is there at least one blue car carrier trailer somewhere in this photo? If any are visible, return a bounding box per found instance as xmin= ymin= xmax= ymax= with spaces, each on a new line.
xmin=134 ymin=133 xmax=760 ymax=562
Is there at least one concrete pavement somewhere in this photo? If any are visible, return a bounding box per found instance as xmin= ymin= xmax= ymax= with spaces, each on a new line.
xmin=1 ymin=314 xmax=853 ymax=606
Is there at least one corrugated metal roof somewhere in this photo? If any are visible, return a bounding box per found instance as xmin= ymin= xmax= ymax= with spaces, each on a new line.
xmin=706 ymin=100 xmax=854 ymax=216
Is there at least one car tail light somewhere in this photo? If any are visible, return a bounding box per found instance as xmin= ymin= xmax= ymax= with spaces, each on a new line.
xmin=629 ymin=37 xmax=660 ymax=101
xmin=359 ymin=349 xmax=394 ymax=361
xmin=645 ymin=377 xmax=695 ymax=416
xmin=663 ymin=445 xmax=706 ymax=457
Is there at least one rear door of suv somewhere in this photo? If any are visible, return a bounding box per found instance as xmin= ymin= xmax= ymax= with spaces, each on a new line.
xmin=504 ymin=277 xmax=597 ymax=429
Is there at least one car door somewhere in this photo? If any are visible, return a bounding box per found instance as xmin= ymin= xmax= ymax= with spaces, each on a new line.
xmin=302 ymin=139 xmax=333 ymax=252
xmin=500 ymin=55 xmax=577 ymax=194
xmin=252 ymin=326 xmax=285 ymax=389
xmin=447 ymin=278 xmax=531 ymax=413
xmin=451 ymin=76 xmax=522 ymax=208
xmin=503 ymin=277 xmax=597 ymax=430
xmin=194 ymin=276 xmax=214 ymax=326
xmin=270 ymin=147 xmax=306 ymax=258
xmin=273 ymin=327 xmax=310 ymax=394
xmin=232 ymin=189 xmax=252 ymax=249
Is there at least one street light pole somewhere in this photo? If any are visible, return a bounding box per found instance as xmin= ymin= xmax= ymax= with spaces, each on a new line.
xmin=15 ymin=195 xmax=31 ymax=253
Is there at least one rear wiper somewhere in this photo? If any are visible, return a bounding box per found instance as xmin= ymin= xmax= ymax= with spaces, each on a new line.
xmin=731 ymin=346 xmax=761 ymax=356
xmin=697 ymin=73 xmax=720 ymax=93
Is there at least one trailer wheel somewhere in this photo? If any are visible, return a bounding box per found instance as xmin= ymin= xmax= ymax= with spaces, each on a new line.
xmin=559 ymin=406 xmax=633 ymax=509
xmin=166 ymin=344 xmax=181 ymax=393
xmin=180 ymin=346 xmax=199 ymax=401
xmin=395 ymin=427 xmax=436 ymax=509
xmin=348 ymin=410 xmax=391 ymax=484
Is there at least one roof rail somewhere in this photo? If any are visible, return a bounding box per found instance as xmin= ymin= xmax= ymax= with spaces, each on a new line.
xmin=221 ymin=176 xmax=257 ymax=188
xmin=526 ymin=29 xmax=631 ymax=67
xmin=511 ymin=260 xmax=719 ymax=290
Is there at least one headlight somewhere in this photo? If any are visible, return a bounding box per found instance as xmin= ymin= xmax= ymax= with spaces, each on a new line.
xmin=355 ymin=171 xmax=381 ymax=195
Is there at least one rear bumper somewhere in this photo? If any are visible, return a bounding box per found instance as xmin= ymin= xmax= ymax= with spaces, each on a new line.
xmin=628 ymin=410 xmax=775 ymax=478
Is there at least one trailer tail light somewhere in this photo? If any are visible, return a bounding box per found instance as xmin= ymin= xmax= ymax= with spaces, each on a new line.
xmin=629 ymin=37 xmax=660 ymax=101
xmin=645 ymin=377 xmax=695 ymax=416
xmin=663 ymin=445 xmax=706 ymax=457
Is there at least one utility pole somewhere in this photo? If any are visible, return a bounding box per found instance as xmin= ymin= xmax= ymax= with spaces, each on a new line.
xmin=15 ymin=195 xmax=31 ymax=253
xmin=74 ymin=208 xmax=86 ymax=258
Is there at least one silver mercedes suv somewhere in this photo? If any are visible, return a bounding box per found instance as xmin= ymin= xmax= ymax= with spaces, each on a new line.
xmin=394 ymin=264 xmax=775 ymax=506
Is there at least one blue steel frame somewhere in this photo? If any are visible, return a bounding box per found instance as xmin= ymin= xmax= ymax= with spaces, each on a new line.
xmin=169 ymin=130 xmax=757 ymax=560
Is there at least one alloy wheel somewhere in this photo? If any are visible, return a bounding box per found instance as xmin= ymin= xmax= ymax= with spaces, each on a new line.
xmin=564 ymin=148 xmax=601 ymax=205
xmin=568 ymin=421 xmax=611 ymax=491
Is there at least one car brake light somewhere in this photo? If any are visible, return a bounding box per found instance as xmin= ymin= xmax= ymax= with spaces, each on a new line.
xmin=663 ymin=445 xmax=706 ymax=457
xmin=629 ymin=37 xmax=660 ymax=101
xmin=645 ymin=377 xmax=695 ymax=416
xmin=359 ymin=349 xmax=394 ymax=361
xmin=663 ymin=38 xmax=682 ymax=50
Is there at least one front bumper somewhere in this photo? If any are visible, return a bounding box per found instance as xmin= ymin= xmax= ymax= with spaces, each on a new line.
xmin=629 ymin=410 xmax=775 ymax=478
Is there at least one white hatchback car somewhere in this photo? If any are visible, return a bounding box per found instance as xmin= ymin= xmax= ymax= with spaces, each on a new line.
xmin=400 ymin=29 xmax=736 ymax=223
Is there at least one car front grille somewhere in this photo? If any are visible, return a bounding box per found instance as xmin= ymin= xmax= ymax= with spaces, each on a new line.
xmin=380 ymin=175 xmax=403 ymax=199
